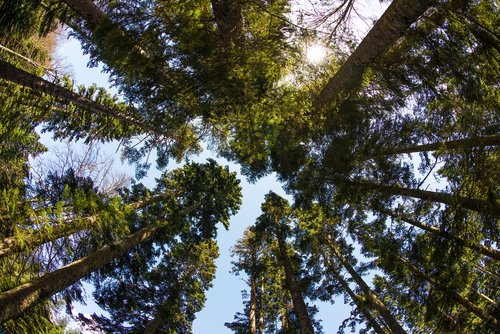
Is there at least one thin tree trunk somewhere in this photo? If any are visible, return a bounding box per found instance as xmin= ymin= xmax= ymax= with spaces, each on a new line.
xmin=249 ymin=249 xmax=257 ymax=334
xmin=369 ymin=134 xmax=500 ymax=158
xmin=57 ymin=0 xmax=173 ymax=84
xmin=325 ymin=238 xmax=407 ymax=334
xmin=369 ymin=205 xmax=500 ymax=261
xmin=0 ymin=59 xmax=151 ymax=132
xmin=315 ymin=0 xmax=436 ymax=107
xmin=396 ymin=256 xmax=499 ymax=330
xmin=0 ymin=215 xmax=97 ymax=258
xmin=341 ymin=178 xmax=500 ymax=216
xmin=276 ymin=229 xmax=315 ymax=334
xmin=0 ymin=203 xmax=199 ymax=324
xmin=258 ymin=276 xmax=265 ymax=334
xmin=319 ymin=248 xmax=387 ymax=334
xmin=142 ymin=311 xmax=164 ymax=334
xmin=0 ymin=194 xmax=168 ymax=259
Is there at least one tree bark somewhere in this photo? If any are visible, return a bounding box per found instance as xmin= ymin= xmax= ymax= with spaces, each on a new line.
xmin=0 ymin=194 xmax=168 ymax=259
xmin=0 ymin=59 xmax=152 ymax=132
xmin=372 ymin=134 xmax=500 ymax=157
xmin=249 ymin=248 xmax=257 ymax=334
xmin=325 ymin=239 xmax=407 ymax=334
xmin=369 ymin=205 xmax=500 ymax=261
xmin=319 ymin=249 xmax=387 ymax=334
xmin=396 ymin=256 xmax=499 ymax=331
xmin=341 ymin=178 xmax=500 ymax=216
xmin=276 ymin=229 xmax=315 ymax=334
xmin=0 ymin=203 xmax=199 ymax=324
xmin=315 ymin=0 xmax=436 ymax=107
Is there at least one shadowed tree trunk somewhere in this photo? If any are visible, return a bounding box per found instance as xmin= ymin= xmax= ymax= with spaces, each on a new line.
xmin=315 ymin=0 xmax=436 ymax=107
xmin=324 ymin=238 xmax=407 ymax=334
xmin=319 ymin=248 xmax=387 ymax=334
xmin=395 ymin=256 xmax=499 ymax=330
xmin=0 ymin=193 xmax=170 ymax=258
xmin=368 ymin=205 xmax=500 ymax=261
xmin=0 ymin=59 xmax=151 ymax=132
xmin=338 ymin=177 xmax=500 ymax=216
xmin=276 ymin=227 xmax=315 ymax=334
xmin=0 ymin=203 xmax=199 ymax=324
xmin=367 ymin=134 xmax=500 ymax=158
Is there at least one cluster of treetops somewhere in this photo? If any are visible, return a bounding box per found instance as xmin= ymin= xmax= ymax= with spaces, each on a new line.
xmin=0 ymin=0 xmax=498 ymax=333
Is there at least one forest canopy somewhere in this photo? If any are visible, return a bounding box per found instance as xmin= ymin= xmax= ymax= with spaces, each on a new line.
xmin=0 ymin=0 xmax=498 ymax=333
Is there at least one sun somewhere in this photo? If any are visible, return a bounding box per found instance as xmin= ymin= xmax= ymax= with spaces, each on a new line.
xmin=305 ymin=44 xmax=326 ymax=64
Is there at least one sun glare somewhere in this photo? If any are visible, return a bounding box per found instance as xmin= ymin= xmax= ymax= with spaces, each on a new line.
xmin=305 ymin=44 xmax=326 ymax=64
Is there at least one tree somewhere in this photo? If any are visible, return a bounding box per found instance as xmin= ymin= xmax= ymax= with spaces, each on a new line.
xmin=315 ymin=0 xmax=437 ymax=107
xmin=255 ymin=192 xmax=316 ymax=334
xmin=0 ymin=160 xmax=242 ymax=324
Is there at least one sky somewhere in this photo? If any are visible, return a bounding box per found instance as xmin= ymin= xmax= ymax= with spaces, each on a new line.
xmin=46 ymin=1 xmax=389 ymax=332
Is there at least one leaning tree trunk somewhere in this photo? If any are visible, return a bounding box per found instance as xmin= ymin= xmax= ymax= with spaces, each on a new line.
xmin=315 ymin=0 xmax=436 ymax=107
xmin=276 ymin=228 xmax=315 ymax=334
xmin=395 ymin=256 xmax=499 ymax=331
xmin=57 ymin=0 xmax=173 ymax=84
xmin=319 ymin=248 xmax=387 ymax=334
xmin=368 ymin=205 xmax=500 ymax=261
xmin=368 ymin=134 xmax=500 ymax=159
xmin=0 ymin=203 xmax=199 ymax=324
xmin=340 ymin=178 xmax=500 ymax=216
xmin=324 ymin=238 xmax=407 ymax=334
xmin=0 ymin=59 xmax=152 ymax=132
xmin=0 ymin=193 xmax=169 ymax=259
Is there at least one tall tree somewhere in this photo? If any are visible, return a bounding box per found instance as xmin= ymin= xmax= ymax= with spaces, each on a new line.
xmin=0 ymin=160 xmax=241 ymax=324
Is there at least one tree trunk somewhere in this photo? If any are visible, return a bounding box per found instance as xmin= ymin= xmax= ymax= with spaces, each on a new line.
xmin=57 ymin=0 xmax=173 ymax=85
xmin=0 ymin=215 xmax=97 ymax=258
xmin=276 ymin=229 xmax=315 ymax=334
xmin=0 ymin=203 xmax=199 ymax=324
xmin=319 ymin=249 xmax=387 ymax=334
xmin=210 ymin=0 xmax=244 ymax=46
xmin=396 ymin=256 xmax=499 ymax=330
xmin=342 ymin=178 xmax=500 ymax=216
xmin=0 ymin=59 xmax=151 ymax=132
xmin=57 ymin=0 xmax=107 ymax=29
xmin=315 ymin=0 xmax=436 ymax=107
xmin=258 ymin=277 xmax=265 ymax=334
xmin=369 ymin=134 xmax=500 ymax=158
xmin=142 ymin=311 xmax=164 ymax=334
xmin=0 ymin=194 xmax=168 ymax=259
xmin=249 ymin=250 xmax=257 ymax=334
xmin=325 ymin=239 xmax=407 ymax=334
xmin=369 ymin=205 xmax=500 ymax=261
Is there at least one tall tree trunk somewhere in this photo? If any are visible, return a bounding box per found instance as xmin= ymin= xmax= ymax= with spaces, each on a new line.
xmin=210 ymin=0 xmax=244 ymax=46
xmin=258 ymin=277 xmax=265 ymax=334
xmin=319 ymin=248 xmax=387 ymax=334
xmin=315 ymin=0 xmax=436 ymax=107
xmin=56 ymin=0 xmax=173 ymax=84
xmin=276 ymin=229 xmax=315 ymax=334
xmin=368 ymin=134 xmax=500 ymax=158
xmin=0 ymin=215 xmax=97 ymax=258
xmin=341 ymin=178 xmax=500 ymax=216
xmin=0 ymin=59 xmax=151 ymax=132
xmin=0 ymin=203 xmax=199 ymax=324
xmin=369 ymin=205 xmax=500 ymax=261
xmin=395 ymin=256 xmax=499 ymax=330
xmin=57 ymin=0 xmax=107 ymax=29
xmin=249 ymin=249 xmax=257 ymax=334
xmin=324 ymin=238 xmax=407 ymax=334
xmin=142 ymin=311 xmax=164 ymax=334
xmin=0 ymin=193 xmax=168 ymax=259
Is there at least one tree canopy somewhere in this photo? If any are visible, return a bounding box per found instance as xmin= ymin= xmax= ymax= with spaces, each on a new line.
xmin=0 ymin=0 xmax=498 ymax=333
